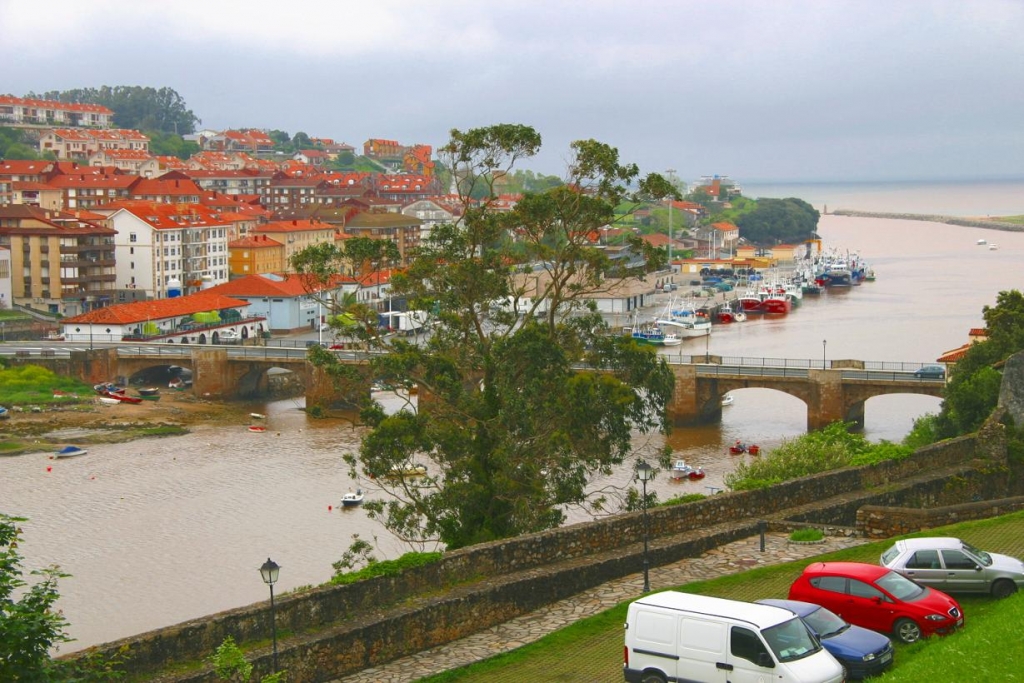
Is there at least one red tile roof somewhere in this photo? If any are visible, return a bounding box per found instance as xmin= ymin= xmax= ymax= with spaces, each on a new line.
xmin=229 ymin=235 xmax=284 ymax=248
xmin=64 ymin=292 xmax=251 ymax=325
xmin=204 ymin=273 xmax=353 ymax=298
xmin=254 ymin=219 xmax=332 ymax=233
xmin=0 ymin=95 xmax=114 ymax=114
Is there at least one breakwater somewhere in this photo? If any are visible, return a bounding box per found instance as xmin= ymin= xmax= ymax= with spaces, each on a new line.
xmin=831 ymin=210 xmax=1024 ymax=232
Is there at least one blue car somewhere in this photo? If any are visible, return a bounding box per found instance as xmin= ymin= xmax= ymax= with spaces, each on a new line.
xmin=757 ymin=598 xmax=894 ymax=679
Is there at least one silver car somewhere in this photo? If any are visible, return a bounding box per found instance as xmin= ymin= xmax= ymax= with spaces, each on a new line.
xmin=881 ymin=537 xmax=1024 ymax=599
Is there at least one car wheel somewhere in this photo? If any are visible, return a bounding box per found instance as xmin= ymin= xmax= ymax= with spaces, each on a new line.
xmin=893 ymin=617 xmax=922 ymax=644
xmin=992 ymin=579 xmax=1018 ymax=599
xmin=640 ymin=671 xmax=666 ymax=683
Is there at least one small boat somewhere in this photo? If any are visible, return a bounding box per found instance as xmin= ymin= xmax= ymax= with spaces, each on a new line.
xmin=138 ymin=393 xmax=161 ymax=402
xmin=989 ymin=244 xmax=999 ymax=251
xmin=248 ymin=425 xmax=267 ymax=433
xmin=670 ymin=459 xmax=695 ymax=480
xmin=102 ymin=392 xmax=143 ymax=404
xmin=721 ymin=393 xmax=734 ymax=407
xmin=748 ymin=444 xmax=761 ymax=455
xmin=687 ymin=467 xmax=706 ymax=481
xmin=340 ymin=488 xmax=364 ymax=507
xmin=94 ymin=382 xmax=125 ymax=395
xmin=0 ymin=406 xmax=9 ymax=420
xmin=138 ymin=387 xmax=160 ymax=396
xmin=98 ymin=396 xmax=121 ymax=406
xmin=729 ymin=441 xmax=750 ymax=454
xmin=53 ymin=445 xmax=88 ymax=458
xmin=977 ymin=238 xmax=987 ymax=245
xmin=168 ymin=377 xmax=193 ymax=390
xmin=383 ymin=464 xmax=427 ymax=478
xmin=249 ymin=413 xmax=266 ymax=420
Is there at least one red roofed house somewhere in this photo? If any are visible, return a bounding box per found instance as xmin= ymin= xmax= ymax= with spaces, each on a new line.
xmin=0 ymin=95 xmax=114 ymax=128
xmin=228 ymin=234 xmax=286 ymax=276
xmin=204 ymin=272 xmax=357 ymax=332
xmin=88 ymin=148 xmax=160 ymax=176
xmin=59 ymin=291 xmax=262 ymax=344
xmin=0 ymin=205 xmax=117 ymax=316
xmin=95 ymin=200 xmax=232 ymax=299
xmin=251 ymin=219 xmax=336 ymax=270
xmin=128 ymin=171 xmax=203 ymax=204
xmin=39 ymin=128 xmax=149 ymax=160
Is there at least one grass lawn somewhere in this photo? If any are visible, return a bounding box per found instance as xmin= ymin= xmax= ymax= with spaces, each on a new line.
xmin=421 ymin=511 xmax=1024 ymax=682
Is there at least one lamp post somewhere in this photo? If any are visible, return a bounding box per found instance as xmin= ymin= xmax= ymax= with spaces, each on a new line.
xmin=318 ymin=298 xmax=323 ymax=346
xmin=636 ymin=460 xmax=652 ymax=593
xmin=822 ymin=339 xmax=827 ymax=369
xmin=259 ymin=558 xmax=280 ymax=673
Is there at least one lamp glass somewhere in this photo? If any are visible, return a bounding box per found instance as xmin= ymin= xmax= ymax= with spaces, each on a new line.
xmin=260 ymin=557 xmax=280 ymax=585
xmin=636 ymin=460 xmax=652 ymax=482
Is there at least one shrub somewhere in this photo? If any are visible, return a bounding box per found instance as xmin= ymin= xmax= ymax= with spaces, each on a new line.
xmin=789 ymin=528 xmax=825 ymax=542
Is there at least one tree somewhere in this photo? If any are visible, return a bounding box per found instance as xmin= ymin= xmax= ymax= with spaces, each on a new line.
xmin=0 ymin=514 xmax=123 ymax=681
xmin=27 ymin=86 xmax=200 ymax=135
xmin=295 ymin=124 xmax=677 ymax=550
xmin=736 ymin=197 xmax=819 ymax=245
xmin=292 ymin=131 xmax=312 ymax=149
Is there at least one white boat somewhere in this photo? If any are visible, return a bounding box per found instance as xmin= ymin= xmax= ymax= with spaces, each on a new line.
xmin=989 ymin=244 xmax=998 ymax=250
xmin=977 ymin=238 xmax=987 ymax=245
xmin=340 ymin=488 xmax=364 ymax=507
xmin=384 ymin=464 xmax=427 ymax=478
xmin=53 ymin=445 xmax=88 ymax=458
xmin=249 ymin=412 xmax=266 ymax=420
xmin=656 ymin=299 xmax=712 ymax=338
xmin=721 ymin=393 xmax=734 ymax=406
xmin=670 ymin=459 xmax=695 ymax=479
xmin=0 ymin=406 xmax=9 ymax=420
xmin=97 ymin=396 xmax=121 ymax=406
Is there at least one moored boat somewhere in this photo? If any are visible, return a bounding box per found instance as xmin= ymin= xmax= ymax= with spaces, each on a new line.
xmin=670 ymin=459 xmax=695 ymax=479
xmin=687 ymin=467 xmax=706 ymax=480
xmin=248 ymin=425 xmax=267 ymax=433
xmin=383 ymin=464 xmax=427 ymax=478
xmin=138 ymin=387 xmax=160 ymax=396
xmin=340 ymin=488 xmax=364 ymax=507
xmin=721 ymin=393 xmax=734 ymax=406
xmin=102 ymin=392 xmax=143 ymax=404
xmin=97 ymin=396 xmax=121 ymax=406
xmin=53 ymin=445 xmax=88 ymax=458
xmin=0 ymin=406 xmax=9 ymax=420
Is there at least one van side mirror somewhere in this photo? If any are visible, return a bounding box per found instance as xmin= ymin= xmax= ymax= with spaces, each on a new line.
xmin=757 ymin=652 xmax=775 ymax=669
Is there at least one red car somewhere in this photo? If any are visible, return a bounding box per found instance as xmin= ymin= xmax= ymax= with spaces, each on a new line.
xmin=788 ymin=561 xmax=963 ymax=644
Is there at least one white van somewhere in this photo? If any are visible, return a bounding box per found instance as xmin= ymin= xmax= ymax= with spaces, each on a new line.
xmin=624 ymin=591 xmax=844 ymax=683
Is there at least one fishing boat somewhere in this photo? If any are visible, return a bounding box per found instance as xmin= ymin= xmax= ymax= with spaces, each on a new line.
xmin=670 ymin=459 xmax=695 ymax=479
xmin=627 ymin=321 xmax=682 ymax=346
xmin=53 ymin=445 xmax=88 ymax=458
xmin=248 ymin=425 xmax=267 ymax=433
xmin=656 ymin=301 xmax=712 ymax=338
xmin=716 ymin=303 xmax=745 ymax=324
xmin=340 ymin=488 xmax=365 ymax=507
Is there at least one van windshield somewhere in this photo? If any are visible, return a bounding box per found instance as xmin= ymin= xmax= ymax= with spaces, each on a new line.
xmin=762 ymin=617 xmax=821 ymax=662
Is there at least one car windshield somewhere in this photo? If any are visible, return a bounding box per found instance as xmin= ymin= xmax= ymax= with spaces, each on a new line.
xmin=881 ymin=545 xmax=900 ymax=565
xmin=962 ymin=540 xmax=992 ymax=566
xmin=876 ymin=570 xmax=925 ymax=600
xmin=762 ymin=617 xmax=822 ymax=662
xmin=802 ymin=605 xmax=849 ymax=638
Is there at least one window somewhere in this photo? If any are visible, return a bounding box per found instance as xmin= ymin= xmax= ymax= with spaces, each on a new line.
xmin=731 ymin=627 xmax=770 ymax=665
xmin=848 ymin=579 xmax=884 ymax=600
xmin=941 ymin=550 xmax=977 ymax=570
xmin=811 ymin=576 xmax=847 ymax=594
xmin=129 ymin=233 xmax=137 ymax=243
xmin=907 ymin=550 xmax=941 ymax=569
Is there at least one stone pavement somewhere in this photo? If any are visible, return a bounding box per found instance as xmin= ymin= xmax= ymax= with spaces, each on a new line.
xmin=336 ymin=532 xmax=868 ymax=682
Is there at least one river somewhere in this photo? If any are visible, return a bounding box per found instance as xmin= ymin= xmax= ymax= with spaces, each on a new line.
xmin=3 ymin=198 xmax=1024 ymax=652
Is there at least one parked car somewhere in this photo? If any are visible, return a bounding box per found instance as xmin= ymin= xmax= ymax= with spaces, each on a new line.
xmin=788 ymin=561 xmax=963 ymax=644
xmin=880 ymin=537 xmax=1024 ymax=598
xmin=913 ymin=364 xmax=945 ymax=379
xmin=757 ymin=598 xmax=894 ymax=679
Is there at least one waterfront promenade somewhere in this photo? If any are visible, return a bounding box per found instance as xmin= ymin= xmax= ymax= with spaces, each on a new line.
xmin=336 ymin=531 xmax=868 ymax=682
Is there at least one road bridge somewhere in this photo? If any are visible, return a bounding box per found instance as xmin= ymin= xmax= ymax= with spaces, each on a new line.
xmin=2 ymin=344 xmax=944 ymax=427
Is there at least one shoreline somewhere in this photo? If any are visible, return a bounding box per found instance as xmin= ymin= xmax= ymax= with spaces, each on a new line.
xmin=830 ymin=210 xmax=1024 ymax=232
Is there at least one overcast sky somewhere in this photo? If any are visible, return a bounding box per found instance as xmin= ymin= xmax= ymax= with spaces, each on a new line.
xmin=3 ymin=0 xmax=1022 ymax=183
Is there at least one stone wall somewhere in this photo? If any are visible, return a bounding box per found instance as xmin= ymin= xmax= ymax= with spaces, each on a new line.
xmin=857 ymin=495 xmax=1024 ymax=538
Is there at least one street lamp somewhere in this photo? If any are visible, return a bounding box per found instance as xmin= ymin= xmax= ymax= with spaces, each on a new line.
xmin=259 ymin=558 xmax=280 ymax=672
xmin=822 ymin=339 xmax=827 ymax=369
xmin=636 ymin=460 xmax=653 ymax=593
xmin=666 ymin=168 xmax=676 ymax=265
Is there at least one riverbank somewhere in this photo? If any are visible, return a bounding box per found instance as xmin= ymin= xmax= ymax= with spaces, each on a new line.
xmin=0 ymin=393 xmax=259 ymax=457
xmin=831 ymin=209 xmax=1024 ymax=231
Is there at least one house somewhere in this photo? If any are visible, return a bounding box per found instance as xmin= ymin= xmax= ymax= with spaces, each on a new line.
xmin=293 ymin=149 xmax=330 ymax=167
xmin=401 ymin=198 xmax=456 ymax=241
xmin=88 ymin=149 xmax=160 ymax=176
xmin=128 ymin=171 xmax=203 ymax=204
xmin=343 ymin=211 xmax=422 ymax=266
xmin=228 ymin=234 xmax=286 ymax=276
xmin=0 ymin=160 xmax=56 ymax=204
xmin=44 ymin=168 xmax=137 ymax=210
xmin=59 ymin=291 xmax=262 ymax=344
xmin=0 ymin=245 xmax=11 ymax=310
xmin=203 ymin=272 xmax=356 ymax=333
xmin=250 ymin=219 xmax=336 ymax=270
xmin=39 ymin=128 xmax=149 ymax=160
xmin=0 ymin=95 xmax=113 ymax=128
xmin=0 ymin=205 xmax=117 ymax=316
xmin=94 ymin=200 xmax=231 ymax=299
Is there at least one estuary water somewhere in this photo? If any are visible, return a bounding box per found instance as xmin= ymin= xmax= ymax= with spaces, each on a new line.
xmin=2 ymin=179 xmax=1024 ymax=652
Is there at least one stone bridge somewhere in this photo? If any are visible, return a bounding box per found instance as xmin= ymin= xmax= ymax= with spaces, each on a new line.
xmin=667 ymin=359 xmax=944 ymax=429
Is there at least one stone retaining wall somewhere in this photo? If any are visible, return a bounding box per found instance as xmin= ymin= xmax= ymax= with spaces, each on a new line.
xmin=72 ymin=433 xmax=993 ymax=680
xmin=857 ymin=495 xmax=1024 ymax=538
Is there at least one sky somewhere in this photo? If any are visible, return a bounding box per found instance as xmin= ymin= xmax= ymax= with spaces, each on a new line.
xmin=2 ymin=0 xmax=1023 ymax=184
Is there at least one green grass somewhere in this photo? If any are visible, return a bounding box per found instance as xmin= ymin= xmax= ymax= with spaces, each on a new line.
xmin=420 ymin=511 xmax=1024 ymax=682
xmin=0 ymin=365 xmax=96 ymax=406
xmin=993 ymin=215 xmax=1024 ymax=225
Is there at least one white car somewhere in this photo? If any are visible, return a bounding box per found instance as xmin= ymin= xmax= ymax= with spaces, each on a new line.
xmin=881 ymin=537 xmax=1024 ymax=598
